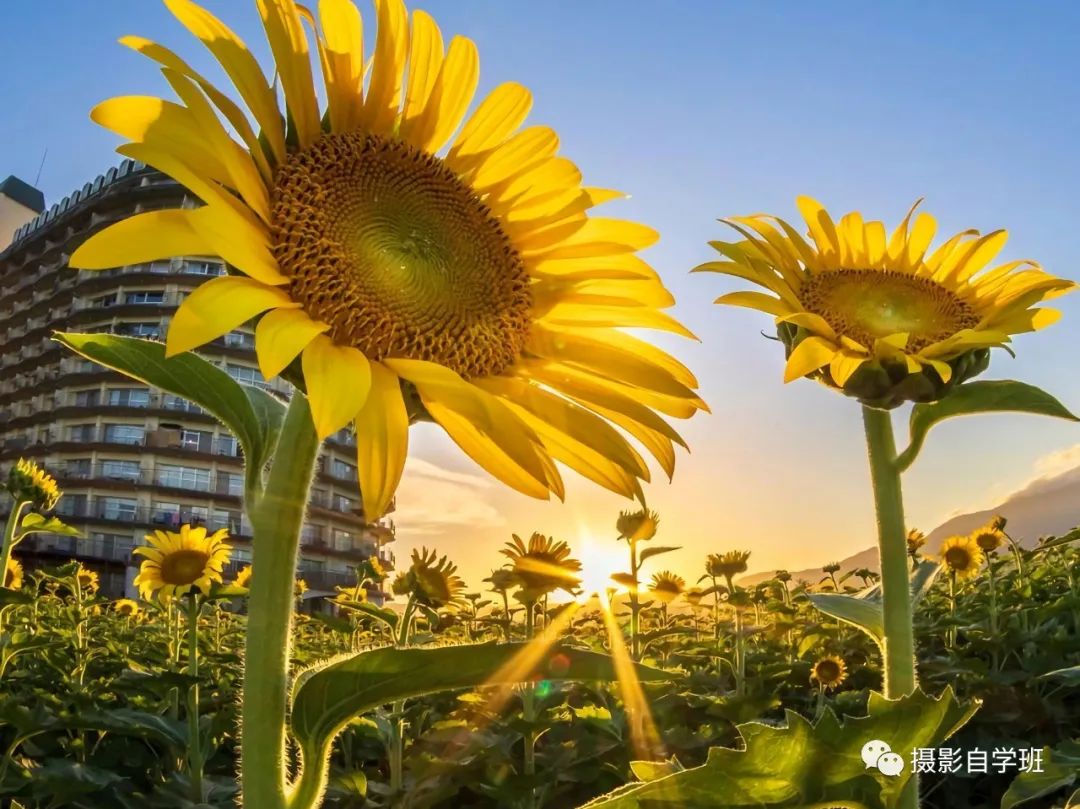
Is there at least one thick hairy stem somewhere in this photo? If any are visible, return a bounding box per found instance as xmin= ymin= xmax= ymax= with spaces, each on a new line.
xmin=862 ymin=406 xmax=919 ymax=809
xmin=186 ymin=597 xmax=204 ymax=803
xmin=0 ymin=500 xmax=26 ymax=590
xmin=242 ymin=395 xmax=320 ymax=809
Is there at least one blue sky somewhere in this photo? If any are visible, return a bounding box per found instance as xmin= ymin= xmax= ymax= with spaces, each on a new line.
xmin=3 ymin=1 xmax=1079 ymax=588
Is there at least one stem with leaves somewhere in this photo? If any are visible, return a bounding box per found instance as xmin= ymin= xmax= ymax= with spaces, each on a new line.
xmin=186 ymin=596 xmax=204 ymax=803
xmin=242 ymin=395 xmax=320 ymax=809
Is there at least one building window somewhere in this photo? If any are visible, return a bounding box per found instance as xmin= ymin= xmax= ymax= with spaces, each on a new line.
xmin=115 ymin=322 xmax=162 ymax=339
xmin=225 ymin=364 xmax=261 ymax=386
xmin=125 ymin=290 xmax=166 ymax=305
xmin=73 ymin=389 xmax=101 ymax=407
xmin=65 ymin=458 xmax=93 ymax=478
xmin=107 ymin=387 xmax=151 ymax=407
xmin=178 ymin=429 xmax=212 ymax=452
xmin=224 ymin=331 xmax=256 ymax=349
xmin=67 ymin=424 xmax=97 ymax=442
xmin=162 ymin=394 xmax=203 ymax=414
xmin=332 ymin=494 xmax=356 ymax=513
xmin=90 ymin=532 xmax=135 ymax=559
xmin=214 ymin=435 xmax=240 ymax=457
xmin=333 ymin=529 xmax=354 ymax=552
xmin=90 ymin=293 xmax=116 ymax=308
xmin=330 ymin=459 xmax=357 ymax=480
xmin=155 ymin=464 xmax=211 ymax=491
xmin=104 ymin=424 xmax=145 ymax=445
xmin=216 ymin=471 xmax=244 ymax=496
xmin=184 ymin=261 xmax=224 ymax=276
xmin=101 ymin=459 xmax=142 ymax=481
xmin=99 ymin=497 xmax=137 ymax=521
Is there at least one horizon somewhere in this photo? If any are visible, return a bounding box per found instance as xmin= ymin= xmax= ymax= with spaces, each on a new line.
xmin=4 ymin=0 xmax=1080 ymax=591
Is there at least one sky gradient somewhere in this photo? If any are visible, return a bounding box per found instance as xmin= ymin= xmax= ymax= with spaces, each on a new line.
xmin=3 ymin=1 xmax=1080 ymax=590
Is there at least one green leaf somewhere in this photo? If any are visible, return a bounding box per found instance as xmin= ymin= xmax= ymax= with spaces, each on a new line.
xmin=0 ymin=589 xmax=35 ymax=607
xmin=1039 ymin=665 xmax=1080 ymax=686
xmin=638 ymin=546 xmax=681 ymax=564
xmin=53 ymin=333 xmax=286 ymax=492
xmin=581 ymin=687 xmax=978 ymax=809
xmin=17 ymin=513 xmax=82 ymax=539
xmin=290 ymin=643 xmax=670 ymax=804
xmin=630 ymin=757 xmax=685 ymax=783
xmin=336 ymin=599 xmax=399 ymax=630
xmin=1001 ymin=740 xmax=1080 ymax=809
xmin=897 ymin=380 xmax=1078 ymax=471
xmin=807 ymin=561 xmax=940 ymax=649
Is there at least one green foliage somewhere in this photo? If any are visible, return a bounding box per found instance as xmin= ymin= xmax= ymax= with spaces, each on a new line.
xmin=896 ymin=380 xmax=1079 ymax=471
xmin=581 ymin=688 xmax=976 ymax=808
xmin=53 ymin=333 xmax=285 ymax=492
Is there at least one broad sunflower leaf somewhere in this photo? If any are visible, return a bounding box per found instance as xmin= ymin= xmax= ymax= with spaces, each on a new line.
xmin=1001 ymin=740 xmax=1080 ymax=809
xmin=638 ymin=545 xmax=681 ymax=564
xmin=807 ymin=561 xmax=940 ymax=649
xmin=17 ymin=513 xmax=82 ymax=539
xmin=290 ymin=643 xmax=670 ymax=803
xmin=336 ymin=599 xmax=399 ymax=630
xmin=897 ymin=380 xmax=1078 ymax=471
xmin=53 ymin=333 xmax=285 ymax=493
xmin=581 ymin=687 xmax=978 ymax=808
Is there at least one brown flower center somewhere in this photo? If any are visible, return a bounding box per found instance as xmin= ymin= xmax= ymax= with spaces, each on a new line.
xmin=160 ymin=549 xmax=210 ymax=586
xmin=799 ymin=269 xmax=980 ymax=351
xmin=815 ymin=659 xmax=842 ymax=683
xmin=944 ymin=547 xmax=973 ymax=571
xmin=271 ymin=132 xmax=532 ymax=378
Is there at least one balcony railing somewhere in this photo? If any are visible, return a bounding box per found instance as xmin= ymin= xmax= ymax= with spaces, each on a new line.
xmin=55 ymin=462 xmax=244 ymax=496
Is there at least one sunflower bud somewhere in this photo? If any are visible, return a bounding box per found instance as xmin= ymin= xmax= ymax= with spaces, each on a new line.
xmin=6 ymin=458 xmax=61 ymax=512
xmin=616 ymin=509 xmax=659 ymax=542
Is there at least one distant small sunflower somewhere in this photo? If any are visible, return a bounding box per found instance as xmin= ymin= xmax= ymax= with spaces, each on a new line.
xmin=234 ymin=565 xmax=252 ymax=588
xmin=4 ymin=557 xmax=23 ymax=590
xmin=501 ymin=532 xmax=582 ymax=600
xmin=76 ymin=565 xmax=100 ymax=593
xmin=648 ymin=571 xmax=685 ymax=604
xmin=133 ymin=525 xmax=232 ymax=601
xmin=906 ymin=529 xmax=927 ymax=559
xmin=706 ymin=550 xmax=751 ymax=580
xmin=294 ymin=578 xmax=308 ymax=599
xmin=939 ymin=535 xmax=984 ymax=580
xmin=616 ymin=509 xmax=659 ymax=542
xmin=7 ymin=458 xmax=61 ymax=511
xmin=811 ymin=655 xmax=848 ymax=690
xmin=114 ymin=599 xmax=141 ymax=617
xmin=970 ymin=520 xmax=1006 ymax=553
xmin=392 ymin=548 xmax=465 ymax=608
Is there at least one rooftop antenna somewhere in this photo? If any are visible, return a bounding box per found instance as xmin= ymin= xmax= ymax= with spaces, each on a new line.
xmin=34 ymin=148 xmax=48 ymax=187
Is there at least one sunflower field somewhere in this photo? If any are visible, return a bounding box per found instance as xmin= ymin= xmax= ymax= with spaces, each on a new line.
xmin=1 ymin=513 xmax=1078 ymax=809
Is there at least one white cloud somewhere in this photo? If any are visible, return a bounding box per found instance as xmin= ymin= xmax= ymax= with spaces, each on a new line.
xmin=390 ymin=457 xmax=505 ymax=537
xmin=1032 ymin=443 xmax=1080 ymax=478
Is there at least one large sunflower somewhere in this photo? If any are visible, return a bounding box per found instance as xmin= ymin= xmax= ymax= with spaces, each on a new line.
xmin=501 ymin=532 xmax=582 ymax=601
xmin=69 ymin=0 xmax=704 ymax=518
xmin=698 ymin=198 xmax=1075 ymax=407
xmin=133 ymin=524 xmax=232 ymax=600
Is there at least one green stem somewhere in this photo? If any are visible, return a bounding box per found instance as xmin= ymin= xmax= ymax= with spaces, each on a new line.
xmin=629 ymin=538 xmax=641 ymax=660
xmin=186 ymin=597 xmax=203 ymax=803
xmin=389 ymin=599 xmax=415 ymax=795
xmin=242 ymin=395 xmax=320 ymax=809
xmin=0 ymin=500 xmax=27 ymax=594
xmin=523 ymin=602 xmax=538 ymax=809
xmin=862 ymin=406 xmax=918 ymax=809
xmin=861 ymin=406 xmax=917 ymax=697
xmin=947 ymin=575 xmax=956 ymax=650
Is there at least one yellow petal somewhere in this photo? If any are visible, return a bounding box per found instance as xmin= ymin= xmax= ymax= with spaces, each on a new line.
xmin=254 ymin=308 xmax=329 ymax=379
xmin=537 ymin=302 xmax=696 ymax=339
xmin=164 ymin=0 xmax=286 ymax=162
xmin=777 ymin=312 xmax=838 ymax=341
xmin=784 ymin=336 xmax=837 ymax=383
xmin=188 ymin=206 xmax=288 ymax=286
xmin=318 ymin=0 xmax=365 ymax=132
xmin=120 ymin=35 xmax=274 ymax=182
xmin=70 ymin=209 xmax=211 ymax=270
xmin=354 ymin=362 xmax=409 ymax=520
xmin=828 ymin=351 xmax=868 ymax=386
xmin=385 ymin=358 xmax=559 ymax=499
xmin=302 ymin=335 xmax=373 ymax=439
xmin=447 ymin=82 xmax=532 ymax=166
xmin=796 ymin=196 xmax=841 ymax=267
xmin=398 ymin=9 xmax=443 ymax=143
xmin=167 ymin=276 xmax=297 ymax=356
xmin=468 ymin=126 xmax=559 ymax=189
xmin=713 ymin=290 xmax=794 ymax=318
xmin=257 ymin=0 xmax=320 ymax=147
xmin=522 ymin=218 xmax=659 ymax=260
xmin=362 ymin=0 xmax=409 ymax=135
xmin=904 ymin=212 xmax=937 ymax=270
xmin=160 ymin=70 xmax=271 ymax=222
xmin=422 ymin=36 xmax=480 ymax=153
xmin=886 ymin=198 xmax=923 ymax=263
xmin=91 ymin=96 xmax=232 ymax=190
xmin=475 ymin=375 xmax=650 ymax=480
